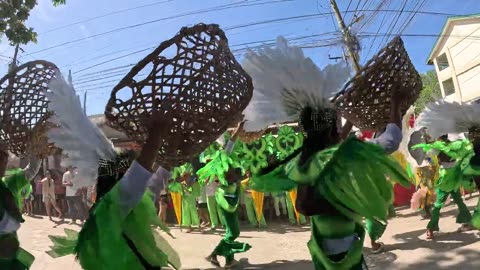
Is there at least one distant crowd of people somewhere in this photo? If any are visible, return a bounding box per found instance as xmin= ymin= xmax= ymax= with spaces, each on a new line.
xmin=23 ymin=167 xmax=96 ymax=225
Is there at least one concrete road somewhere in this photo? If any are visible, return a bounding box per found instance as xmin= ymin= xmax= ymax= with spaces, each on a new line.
xmin=19 ymin=194 xmax=480 ymax=270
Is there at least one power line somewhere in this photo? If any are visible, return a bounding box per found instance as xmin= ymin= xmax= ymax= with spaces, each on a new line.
xmin=25 ymin=0 xmax=294 ymax=56
xmin=73 ymin=47 xmax=155 ymax=74
xmin=41 ymin=0 xmax=175 ymax=34
xmin=399 ymin=0 xmax=428 ymax=34
xmin=64 ymin=9 xmax=459 ymax=73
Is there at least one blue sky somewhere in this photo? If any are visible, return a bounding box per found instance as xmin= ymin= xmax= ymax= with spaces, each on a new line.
xmin=0 ymin=0 xmax=479 ymax=115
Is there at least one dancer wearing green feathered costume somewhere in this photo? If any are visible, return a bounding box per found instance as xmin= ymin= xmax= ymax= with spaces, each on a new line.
xmin=237 ymin=36 xmax=412 ymax=269
xmin=249 ymin=119 xmax=408 ymax=270
xmin=412 ymin=136 xmax=480 ymax=239
xmin=47 ymin=133 xmax=181 ymax=269
xmin=46 ymin=104 xmax=181 ymax=269
xmin=198 ymin=123 xmax=252 ymax=268
xmin=0 ymin=141 xmax=41 ymax=270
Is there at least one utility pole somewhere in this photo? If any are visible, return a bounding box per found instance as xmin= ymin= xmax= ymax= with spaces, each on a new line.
xmin=329 ymin=0 xmax=360 ymax=136
xmin=329 ymin=0 xmax=361 ymax=73
xmin=8 ymin=44 xmax=20 ymax=72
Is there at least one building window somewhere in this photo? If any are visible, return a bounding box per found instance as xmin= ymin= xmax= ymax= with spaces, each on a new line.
xmin=436 ymin=53 xmax=449 ymax=71
xmin=442 ymin=78 xmax=455 ymax=96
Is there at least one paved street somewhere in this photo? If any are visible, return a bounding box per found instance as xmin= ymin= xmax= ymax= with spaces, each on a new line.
xmin=19 ymin=194 xmax=480 ymax=270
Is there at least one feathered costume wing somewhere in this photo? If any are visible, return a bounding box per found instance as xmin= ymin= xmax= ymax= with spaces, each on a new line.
xmin=416 ymin=100 xmax=480 ymax=139
xmin=242 ymin=38 xmax=410 ymax=224
xmin=46 ymin=76 xmax=116 ymax=188
xmin=242 ymin=36 xmax=351 ymax=132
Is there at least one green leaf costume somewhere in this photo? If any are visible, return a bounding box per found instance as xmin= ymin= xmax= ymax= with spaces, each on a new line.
xmin=210 ymin=183 xmax=252 ymax=261
xmin=249 ymin=137 xmax=409 ymax=270
xmin=413 ymin=140 xmax=480 ymax=230
xmin=0 ymin=169 xmax=35 ymax=269
xmin=46 ymin=181 xmax=180 ymax=270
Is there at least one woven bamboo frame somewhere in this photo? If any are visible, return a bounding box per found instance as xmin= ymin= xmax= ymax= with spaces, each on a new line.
xmin=105 ymin=23 xmax=253 ymax=168
xmin=0 ymin=60 xmax=58 ymax=157
xmin=334 ymin=36 xmax=422 ymax=131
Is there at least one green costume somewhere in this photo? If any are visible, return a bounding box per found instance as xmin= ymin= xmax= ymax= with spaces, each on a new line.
xmin=47 ymin=164 xmax=181 ymax=270
xmin=413 ymin=140 xmax=480 ymax=230
xmin=207 ymin=194 xmax=224 ymax=228
xmin=241 ymin=185 xmax=266 ymax=227
xmin=285 ymin=191 xmax=307 ymax=225
xmin=0 ymin=169 xmax=35 ymax=270
xmin=249 ymin=137 xmax=410 ymax=270
xmin=182 ymin=182 xmax=201 ymax=227
xmin=211 ymin=183 xmax=252 ymax=262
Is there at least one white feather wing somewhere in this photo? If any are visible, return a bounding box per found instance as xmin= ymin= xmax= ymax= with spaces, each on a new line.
xmin=416 ymin=100 xmax=480 ymax=139
xmin=242 ymin=36 xmax=351 ymax=132
xmin=46 ymin=76 xmax=116 ymax=188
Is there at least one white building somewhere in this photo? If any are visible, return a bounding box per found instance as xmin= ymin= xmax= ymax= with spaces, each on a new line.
xmin=427 ymin=14 xmax=480 ymax=103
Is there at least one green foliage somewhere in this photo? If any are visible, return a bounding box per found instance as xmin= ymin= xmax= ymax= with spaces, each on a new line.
xmin=0 ymin=0 xmax=65 ymax=45
xmin=414 ymin=70 xmax=442 ymax=114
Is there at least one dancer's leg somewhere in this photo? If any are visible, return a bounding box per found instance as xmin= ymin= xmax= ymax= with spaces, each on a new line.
xmin=450 ymin=189 xmax=472 ymax=225
xmin=280 ymin=196 xmax=287 ymax=215
xmin=273 ymin=196 xmax=281 ymax=216
xmin=427 ymin=188 xmax=449 ymax=238
xmin=286 ymin=193 xmax=296 ymax=224
xmin=244 ymin=196 xmax=257 ymax=226
xmin=207 ymin=196 xmax=220 ymax=228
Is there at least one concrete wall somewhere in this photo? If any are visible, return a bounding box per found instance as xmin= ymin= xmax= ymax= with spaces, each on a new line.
xmin=432 ymin=18 xmax=480 ymax=103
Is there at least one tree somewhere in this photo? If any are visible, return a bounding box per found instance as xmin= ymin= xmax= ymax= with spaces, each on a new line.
xmin=414 ymin=70 xmax=442 ymax=114
xmin=0 ymin=0 xmax=65 ymax=45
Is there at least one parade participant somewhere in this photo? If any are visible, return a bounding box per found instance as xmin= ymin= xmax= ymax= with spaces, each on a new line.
xmin=241 ymin=175 xmax=267 ymax=228
xmin=197 ymin=184 xmax=211 ymax=228
xmin=180 ymin=172 xmax=202 ymax=233
xmin=285 ymin=189 xmax=307 ymax=225
xmin=413 ymin=136 xmax=473 ymax=239
xmin=241 ymin=37 xmax=410 ymax=270
xmin=198 ymin=122 xmax=252 ymax=268
xmin=206 ymin=167 xmax=252 ymax=268
xmin=45 ymin=76 xmax=181 ymax=270
xmin=414 ymin=100 xmax=480 ymax=238
xmin=205 ymin=177 xmax=223 ymax=230
xmin=0 ymin=139 xmax=41 ymax=269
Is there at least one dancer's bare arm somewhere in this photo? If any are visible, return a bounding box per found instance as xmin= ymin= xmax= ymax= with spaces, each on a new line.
xmin=118 ymin=111 xmax=170 ymax=215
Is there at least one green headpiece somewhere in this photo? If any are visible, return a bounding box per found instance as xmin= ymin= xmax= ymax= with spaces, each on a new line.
xmin=3 ymin=168 xmax=29 ymax=209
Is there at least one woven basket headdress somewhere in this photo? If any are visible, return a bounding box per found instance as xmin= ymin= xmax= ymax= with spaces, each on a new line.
xmin=333 ymin=36 xmax=422 ymax=131
xmin=105 ymin=23 xmax=253 ymax=169
xmin=0 ymin=60 xmax=58 ymax=157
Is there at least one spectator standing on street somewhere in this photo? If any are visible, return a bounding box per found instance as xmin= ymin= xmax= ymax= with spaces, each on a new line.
xmin=42 ymin=170 xmax=63 ymax=222
xmin=63 ymin=167 xmax=85 ymax=224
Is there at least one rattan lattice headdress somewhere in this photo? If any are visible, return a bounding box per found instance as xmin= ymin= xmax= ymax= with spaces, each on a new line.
xmin=241 ymin=37 xmax=351 ymax=133
xmin=0 ymin=60 xmax=58 ymax=157
xmin=333 ymin=36 xmax=422 ymax=131
xmin=105 ymin=23 xmax=253 ymax=169
xmin=98 ymin=151 xmax=136 ymax=177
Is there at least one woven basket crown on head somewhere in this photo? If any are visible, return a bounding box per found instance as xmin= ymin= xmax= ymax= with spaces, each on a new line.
xmin=105 ymin=23 xmax=253 ymax=169
xmin=0 ymin=60 xmax=59 ymax=157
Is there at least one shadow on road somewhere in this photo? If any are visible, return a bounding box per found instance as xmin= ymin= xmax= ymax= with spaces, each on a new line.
xmin=390 ymin=229 xmax=479 ymax=252
xmin=183 ymin=258 xmax=314 ymax=270
xmin=395 ymin=248 xmax=480 ymax=270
